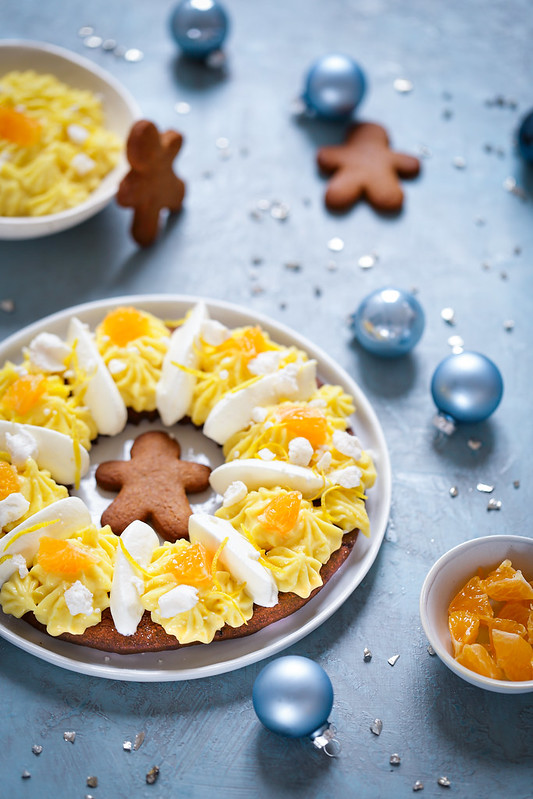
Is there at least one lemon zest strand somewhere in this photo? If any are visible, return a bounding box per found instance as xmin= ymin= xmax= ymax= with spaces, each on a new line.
xmin=118 ymin=537 xmax=152 ymax=579
xmin=3 ymin=518 xmax=59 ymax=550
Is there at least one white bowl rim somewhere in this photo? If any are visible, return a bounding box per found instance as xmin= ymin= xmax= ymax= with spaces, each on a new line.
xmin=420 ymin=534 xmax=533 ymax=693
xmin=0 ymin=38 xmax=141 ymax=232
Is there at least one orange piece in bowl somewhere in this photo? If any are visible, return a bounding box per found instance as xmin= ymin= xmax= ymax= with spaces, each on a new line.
xmin=448 ymin=610 xmax=479 ymax=656
xmin=0 ymin=106 xmax=41 ymax=146
xmin=101 ymin=307 xmax=150 ymax=347
xmin=448 ymin=575 xmax=493 ymax=617
xmin=483 ymin=559 xmax=533 ymax=602
xmin=491 ymin=630 xmax=533 ymax=682
xmin=0 ymin=460 xmax=20 ymax=500
xmin=455 ymin=643 xmax=504 ymax=680
xmin=497 ymin=601 xmax=532 ymax=628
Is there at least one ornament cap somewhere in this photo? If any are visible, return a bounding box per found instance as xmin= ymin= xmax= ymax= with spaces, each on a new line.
xmin=310 ymin=723 xmax=341 ymax=757
xmin=432 ymin=412 xmax=456 ymax=435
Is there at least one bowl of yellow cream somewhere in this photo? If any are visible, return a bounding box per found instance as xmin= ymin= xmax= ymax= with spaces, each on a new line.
xmin=0 ymin=40 xmax=140 ymax=239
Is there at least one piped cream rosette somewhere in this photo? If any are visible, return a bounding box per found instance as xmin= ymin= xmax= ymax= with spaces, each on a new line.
xmin=0 ymin=302 xmax=376 ymax=645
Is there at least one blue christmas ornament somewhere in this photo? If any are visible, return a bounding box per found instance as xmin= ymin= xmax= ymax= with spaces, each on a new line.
xmin=517 ymin=109 xmax=533 ymax=163
xmin=303 ymin=54 xmax=366 ymax=120
xmin=431 ymin=351 xmax=503 ymax=433
xmin=253 ymin=656 xmax=340 ymax=756
xmin=350 ymin=287 xmax=425 ymax=357
xmin=169 ymin=0 xmax=229 ymax=59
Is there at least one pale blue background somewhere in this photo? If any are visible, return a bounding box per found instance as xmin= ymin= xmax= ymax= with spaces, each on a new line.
xmin=0 ymin=1 xmax=532 ymax=797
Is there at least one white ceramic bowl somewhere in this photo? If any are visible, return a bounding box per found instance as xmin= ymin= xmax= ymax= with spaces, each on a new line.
xmin=0 ymin=40 xmax=140 ymax=240
xmin=420 ymin=535 xmax=533 ymax=694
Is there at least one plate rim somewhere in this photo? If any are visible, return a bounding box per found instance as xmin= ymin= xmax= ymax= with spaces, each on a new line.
xmin=0 ymin=293 xmax=391 ymax=681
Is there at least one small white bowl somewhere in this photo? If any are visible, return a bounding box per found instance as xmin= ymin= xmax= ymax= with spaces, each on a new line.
xmin=420 ymin=535 xmax=533 ymax=694
xmin=0 ymin=40 xmax=140 ymax=240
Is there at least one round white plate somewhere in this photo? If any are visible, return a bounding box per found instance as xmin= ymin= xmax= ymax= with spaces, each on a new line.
xmin=0 ymin=295 xmax=391 ymax=681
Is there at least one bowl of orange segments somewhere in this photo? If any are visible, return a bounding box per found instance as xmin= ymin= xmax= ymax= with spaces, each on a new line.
xmin=420 ymin=535 xmax=533 ymax=693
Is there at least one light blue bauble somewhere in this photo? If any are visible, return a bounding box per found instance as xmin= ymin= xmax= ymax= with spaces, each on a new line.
xmin=350 ymin=287 xmax=425 ymax=357
xmin=169 ymin=0 xmax=229 ymax=58
xmin=518 ymin=109 xmax=533 ymax=163
xmin=253 ymin=656 xmax=334 ymax=739
xmin=303 ymin=54 xmax=366 ymax=120
xmin=431 ymin=351 xmax=503 ymax=424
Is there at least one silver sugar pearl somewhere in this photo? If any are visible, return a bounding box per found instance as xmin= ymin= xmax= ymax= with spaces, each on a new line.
xmin=503 ymin=320 xmax=515 ymax=331
xmin=370 ymin=719 xmax=383 ymax=736
xmin=447 ymin=334 xmax=464 ymax=353
xmin=78 ymin=26 xmax=94 ymax=36
xmin=102 ymin=39 xmax=117 ymax=51
xmin=394 ymin=78 xmax=413 ymax=93
xmin=63 ymin=731 xmax=76 ymax=743
xmin=84 ymin=36 xmax=103 ymax=49
xmin=215 ymin=137 xmax=229 ymax=150
xmin=256 ymin=198 xmax=271 ymax=211
xmin=270 ymin=202 xmax=290 ymax=220
xmin=326 ymin=260 xmax=338 ymax=271
xmin=452 ymin=156 xmax=466 ymax=169
xmin=363 ymin=647 xmax=372 ymax=662
xmin=21 ymin=770 xmax=31 ymax=779
xmin=31 ymin=744 xmax=43 ymax=755
xmin=487 ymin=498 xmax=502 ymax=511
xmin=440 ymin=307 xmax=455 ymax=324
xmin=113 ymin=45 xmax=127 ymax=58
xmin=328 ymin=237 xmax=344 ymax=252
xmin=358 ymin=254 xmax=377 ymax=269
xmin=175 ymin=102 xmax=191 ymax=115
xmin=476 ymin=482 xmax=494 ymax=493
xmin=438 ymin=776 xmax=451 ymax=787
xmin=413 ymin=780 xmax=424 ymax=791
xmin=124 ymin=48 xmax=144 ymax=62
xmin=390 ymin=753 xmax=401 ymax=766
xmin=503 ymin=176 xmax=516 ymax=192
xmin=449 ymin=486 xmax=458 ymax=498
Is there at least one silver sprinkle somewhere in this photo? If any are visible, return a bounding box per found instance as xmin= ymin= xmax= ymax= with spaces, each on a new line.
xmin=328 ymin=237 xmax=344 ymax=252
xmin=394 ymin=78 xmax=413 ymax=93
xmin=358 ymin=254 xmax=376 ymax=269
xmin=440 ymin=307 xmax=455 ymax=324
xmin=477 ymin=482 xmax=494 ymax=493
xmin=113 ymin=45 xmax=127 ymax=58
xmin=433 ymin=414 xmax=455 ymax=435
xmin=290 ymin=97 xmax=308 ymax=116
xmin=21 ymin=770 xmax=31 ymax=779
xmin=31 ymin=745 xmax=43 ymax=755
xmin=124 ymin=48 xmax=144 ymax=62
xmin=418 ymin=144 xmax=432 ymax=158
xmin=388 ymin=654 xmax=400 ymax=666
xmin=452 ymin=156 xmax=466 ymax=169
xmin=249 ymin=209 xmax=262 ymax=221
xmin=86 ymin=777 xmax=98 ymax=788
xmin=284 ymin=261 xmax=302 ymax=272
xmin=503 ymin=319 xmax=515 ymax=331
xmin=63 ymin=731 xmax=76 ymax=743
xmin=413 ymin=780 xmax=424 ymax=791
xmin=487 ymin=498 xmax=502 ymax=511
xmin=78 ymin=26 xmax=94 ymax=36
xmin=102 ymin=39 xmax=117 ymax=51
xmin=256 ymin=198 xmax=271 ymax=211
xmin=503 ymin=176 xmax=516 ymax=191
xmin=146 ymin=766 xmax=160 ymax=785
xmin=370 ymin=719 xmax=383 ymax=736
xmin=438 ymin=776 xmax=451 ymax=787
xmin=103 ymin=655 xmax=110 ymax=662
xmin=468 ymin=438 xmax=482 ymax=451
xmin=84 ymin=35 xmax=103 ymax=49
xmin=500 ymin=270 xmax=508 ymax=280
xmin=175 ymin=101 xmax=191 ymax=115
xmin=270 ymin=202 xmax=290 ymax=220
xmin=427 ymin=644 xmax=436 ymax=655
xmin=251 ymin=256 xmax=263 ymax=266
xmin=390 ymin=753 xmax=401 ymax=766
xmin=86 ymin=796 xmax=95 ymax=799
xmin=513 ymin=480 xmax=520 ymax=489
xmin=0 ymin=298 xmax=15 ymax=312
xmin=133 ymin=731 xmax=145 ymax=751
xmin=449 ymin=486 xmax=458 ymax=498
xmin=447 ymin=334 xmax=464 ymax=350
xmin=482 ymin=261 xmax=491 ymax=270
xmin=215 ymin=137 xmax=229 ymax=150
xmin=123 ymin=741 xmax=132 ymax=751
xmin=363 ymin=647 xmax=372 ymax=662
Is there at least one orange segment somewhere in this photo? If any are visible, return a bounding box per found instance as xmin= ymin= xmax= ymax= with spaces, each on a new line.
xmin=37 ymin=536 xmax=97 ymax=577
xmin=276 ymin=406 xmax=328 ymax=448
xmin=455 ymin=643 xmax=504 ymax=680
xmin=1 ymin=374 xmax=46 ymax=416
xmin=483 ymin=559 xmax=533 ymax=601
xmin=0 ymin=106 xmax=42 ymax=146
xmin=478 ymin=615 xmax=526 ymax=637
xmin=491 ymin=630 xmax=533 ymax=681
xmin=448 ymin=610 xmax=480 ymax=656
xmin=497 ymin=601 xmax=532 ymax=628
xmin=168 ymin=542 xmax=212 ymax=588
xmin=448 ymin=576 xmax=493 ymax=617
xmin=101 ymin=307 xmax=150 ymax=347
xmin=0 ymin=461 xmax=20 ymax=500
xmin=258 ymin=491 xmax=302 ymax=535
xmin=216 ymin=326 xmax=268 ymax=364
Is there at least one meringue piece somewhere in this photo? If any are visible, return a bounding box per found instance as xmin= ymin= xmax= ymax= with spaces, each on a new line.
xmin=188 ymin=514 xmax=278 ymax=607
xmin=210 ymin=459 xmax=324 ymax=500
xmin=203 ymin=360 xmax=317 ymax=445
xmin=27 ymin=332 xmax=70 ymax=373
xmin=332 ymin=430 xmax=363 ymax=461
xmin=200 ymin=318 xmax=230 ymax=347
xmin=158 ymin=584 xmax=199 ymax=618
xmin=0 ymin=497 xmax=92 ymax=586
xmin=67 ymin=317 xmax=127 ymax=437
xmin=328 ymin=465 xmax=362 ymax=489
xmin=288 ymin=437 xmax=313 ymax=466
xmin=5 ymin=427 xmax=38 ymax=468
xmin=156 ymin=302 xmax=209 ymax=426
xmin=0 ymin=421 xmax=89 ymax=485
xmin=0 ymin=492 xmax=30 ymax=530
xmin=109 ymin=520 xmax=159 ymax=636
xmin=222 ymin=480 xmax=248 ymax=507
xmin=64 ymin=580 xmax=93 ymax=616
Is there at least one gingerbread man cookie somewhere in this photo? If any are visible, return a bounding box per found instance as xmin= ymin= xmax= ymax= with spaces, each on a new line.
xmin=317 ymin=122 xmax=420 ymax=213
xmin=117 ymin=119 xmax=185 ymax=247
xmin=95 ymin=431 xmax=211 ymax=541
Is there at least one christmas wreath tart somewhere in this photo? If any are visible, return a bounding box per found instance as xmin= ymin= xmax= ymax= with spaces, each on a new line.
xmin=0 ymin=298 xmax=384 ymax=667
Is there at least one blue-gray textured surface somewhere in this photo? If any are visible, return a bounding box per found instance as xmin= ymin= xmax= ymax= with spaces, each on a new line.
xmin=0 ymin=1 xmax=532 ymax=797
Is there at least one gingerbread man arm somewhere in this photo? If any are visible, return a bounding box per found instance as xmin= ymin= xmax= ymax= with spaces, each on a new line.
xmin=95 ymin=461 xmax=130 ymax=491
xmin=392 ymin=151 xmax=421 ymax=179
xmin=177 ymin=461 xmax=212 ymax=494
xmin=323 ymin=167 xmax=367 ymax=211
xmin=316 ymin=144 xmax=346 ymax=173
